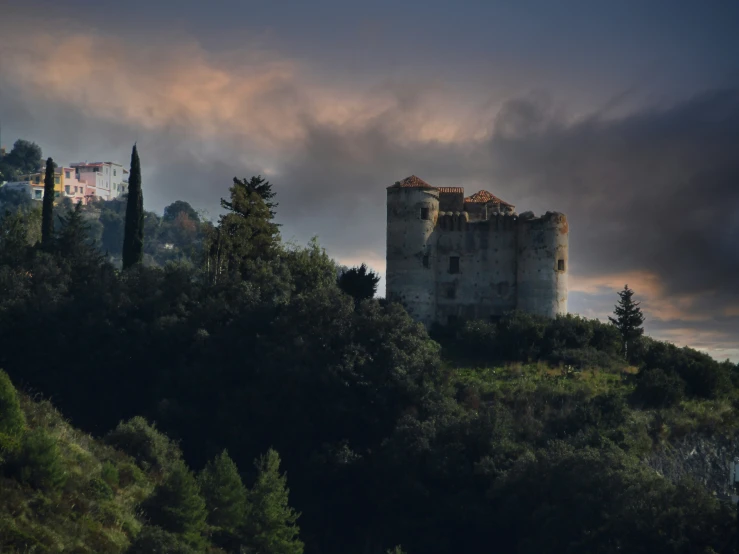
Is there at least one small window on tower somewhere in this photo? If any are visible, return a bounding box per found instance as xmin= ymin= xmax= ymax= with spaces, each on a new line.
xmin=420 ymin=207 xmax=430 ymax=220
xmin=449 ymin=256 xmax=460 ymax=274
xmin=422 ymin=254 xmax=430 ymax=268
xmin=558 ymin=259 xmax=565 ymax=271
xmin=446 ymin=286 xmax=456 ymax=299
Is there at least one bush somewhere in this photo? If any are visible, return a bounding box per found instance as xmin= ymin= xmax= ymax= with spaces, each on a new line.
xmin=118 ymin=461 xmax=146 ymax=488
xmin=89 ymin=476 xmax=115 ymax=500
xmin=543 ymin=315 xmax=595 ymax=352
xmin=457 ymin=320 xmax=497 ymax=362
xmin=104 ymin=416 xmax=182 ymax=473
xmin=15 ymin=428 xmax=66 ymax=491
xmin=101 ymin=460 xmax=119 ymax=488
xmin=494 ymin=312 xmax=548 ymax=362
xmin=0 ymin=369 xmax=25 ymax=438
xmin=639 ymin=340 xmax=731 ymax=399
xmin=632 ymin=367 xmax=686 ymax=409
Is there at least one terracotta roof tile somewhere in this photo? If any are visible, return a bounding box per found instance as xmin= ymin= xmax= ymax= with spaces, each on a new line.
xmin=464 ymin=190 xmax=514 ymax=206
xmin=437 ymin=187 xmax=464 ymax=194
xmin=388 ymin=175 xmax=437 ymax=189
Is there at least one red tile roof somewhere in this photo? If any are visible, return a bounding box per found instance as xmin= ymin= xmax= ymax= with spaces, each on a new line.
xmin=388 ymin=175 xmax=437 ymax=189
xmin=464 ymin=190 xmax=514 ymax=206
xmin=437 ymin=187 xmax=464 ymax=194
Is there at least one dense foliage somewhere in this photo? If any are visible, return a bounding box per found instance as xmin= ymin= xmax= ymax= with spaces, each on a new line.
xmin=0 ymin=139 xmax=43 ymax=182
xmin=0 ymin=139 xmax=738 ymax=553
xmin=0 ymin=373 xmax=302 ymax=552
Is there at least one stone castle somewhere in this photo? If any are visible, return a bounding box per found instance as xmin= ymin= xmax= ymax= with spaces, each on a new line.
xmin=386 ymin=175 xmax=569 ymax=328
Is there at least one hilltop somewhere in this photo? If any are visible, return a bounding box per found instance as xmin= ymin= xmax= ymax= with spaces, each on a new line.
xmin=0 ymin=144 xmax=738 ymax=553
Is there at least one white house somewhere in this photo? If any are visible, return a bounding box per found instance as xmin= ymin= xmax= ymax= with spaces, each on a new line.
xmin=71 ymin=162 xmax=129 ymax=201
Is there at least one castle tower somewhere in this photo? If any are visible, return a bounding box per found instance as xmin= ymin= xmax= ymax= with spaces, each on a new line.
xmin=386 ymin=176 xmax=439 ymax=327
xmin=515 ymin=212 xmax=569 ymax=317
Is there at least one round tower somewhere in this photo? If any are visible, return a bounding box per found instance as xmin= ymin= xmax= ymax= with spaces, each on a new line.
xmin=386 ymin=175 xmax=440 ymax=327
xmin=515 ymin=212 xmax=568 ymax=317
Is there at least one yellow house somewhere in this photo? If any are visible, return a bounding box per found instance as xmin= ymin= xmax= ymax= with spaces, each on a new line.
xmin=22 ymin=167 xmax=87 ymax=203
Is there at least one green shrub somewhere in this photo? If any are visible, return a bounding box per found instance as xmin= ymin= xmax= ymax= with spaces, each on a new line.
xmin=543 ymin=315 xmax=595 ymax=352
xmin=632 ymin=367 xmax=686 ymax=408
xmin=104 ymin=416 xmax=182 ymax=473
xmin=101 ymin=460 xmax=120 ymax=488
xmin=494 ymin=311 xmax=548 ymax=362
xmin=639 ymin=340 xmax=731 ymax=399
xmin=15 ymin=428 xmax=67 ymax=491
xmin=89 ymin=476 xmax=115 ymax=500
xmin=0 ymin=369 xmax=25 ymax=438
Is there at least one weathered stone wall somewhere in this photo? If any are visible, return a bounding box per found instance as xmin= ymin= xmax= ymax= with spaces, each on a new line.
xmin=386 ymin=187 xmax=439 ymax=327
xmin=434 ymin=214 xmax=518 ymax=325
xmin=515 ymin=212 xmax=569 ymax=318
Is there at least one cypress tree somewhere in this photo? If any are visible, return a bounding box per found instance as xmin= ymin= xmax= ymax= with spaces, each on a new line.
xmin=244 ymin=449 xmax=303 ymax=554
xmin=608 ymin=284 xmax=645 ymax=358
xmin=41 ymin=157 xmax=55 ymax=249
xmin=122 ymin=143 xmax=144 ymax=269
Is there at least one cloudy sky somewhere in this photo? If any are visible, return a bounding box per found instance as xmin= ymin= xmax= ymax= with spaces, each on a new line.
xmin=1 ymin=0 xmax=738 ymax=360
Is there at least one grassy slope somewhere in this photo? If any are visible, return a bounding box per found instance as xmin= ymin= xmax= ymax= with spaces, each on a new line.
xmin=0 ymin=395 xmax=152 ymax=553
xmin=448 ymin=360 xmax=739 ymax=463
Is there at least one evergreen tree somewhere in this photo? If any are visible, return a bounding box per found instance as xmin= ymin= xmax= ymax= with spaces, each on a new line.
xmin=337 ymin=263 xmax=381 ymax=307
xmin=608 ymin=284 xmax=645 ymax=358
xmin=122 ymin=143 xmax=144 ymax=269
xmin=0 ymin=209 xmax=32 ymax=266
xmin=244 ymin=449 xmax=303 ymax=554
xmin=41 ymin=157 xmax=55 ymax=249
xmin=222 ymin=175 xmax=278 ymax=220
xmin=205 ymin=175 xmax=280 ymax=282
xmin=198 ymin=449 xmax=247 ymax=531
xmin=56 ymin=202 xmax=101 ymax=262
xmin=141 ymin=460 xmax=207 ymax=547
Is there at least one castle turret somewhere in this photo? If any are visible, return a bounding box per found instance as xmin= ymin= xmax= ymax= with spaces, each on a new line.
xmin=515 ymin=212 xmax=569 ymax=317
xmin=386 ymin=175 xmax=439 ymax=327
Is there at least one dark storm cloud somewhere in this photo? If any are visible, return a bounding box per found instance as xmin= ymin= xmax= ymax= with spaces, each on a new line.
xmin=486 ymin=89 xmax=739 ymax=306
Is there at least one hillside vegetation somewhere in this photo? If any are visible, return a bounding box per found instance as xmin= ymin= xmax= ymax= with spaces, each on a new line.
xmin=1 ymin=143 xmax=739 ymax=553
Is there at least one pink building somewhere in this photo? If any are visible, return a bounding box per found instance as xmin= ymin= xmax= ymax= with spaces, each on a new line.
xmin=70 ymin=162 xmax=129 ymax=202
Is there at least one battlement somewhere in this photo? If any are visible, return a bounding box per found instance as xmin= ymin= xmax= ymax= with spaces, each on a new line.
xmin=386 ymin=176 xmax=568 ymax=327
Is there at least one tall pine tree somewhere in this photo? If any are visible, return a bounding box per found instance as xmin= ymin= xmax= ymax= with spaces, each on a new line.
xmin=198 ymin=449 xmax=247 ymax=548
xmin=41 ymin=157 xmax=55 ymax=249
xmin=141 ymin=460 xmax=207 ymax=548
xmin=608 ymin=284 xmax=645 ymax=358
xmin=244 ymin=449 xmax=303 ymax=554
xmin=122 ymin=143 xmax=144 ymax=269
